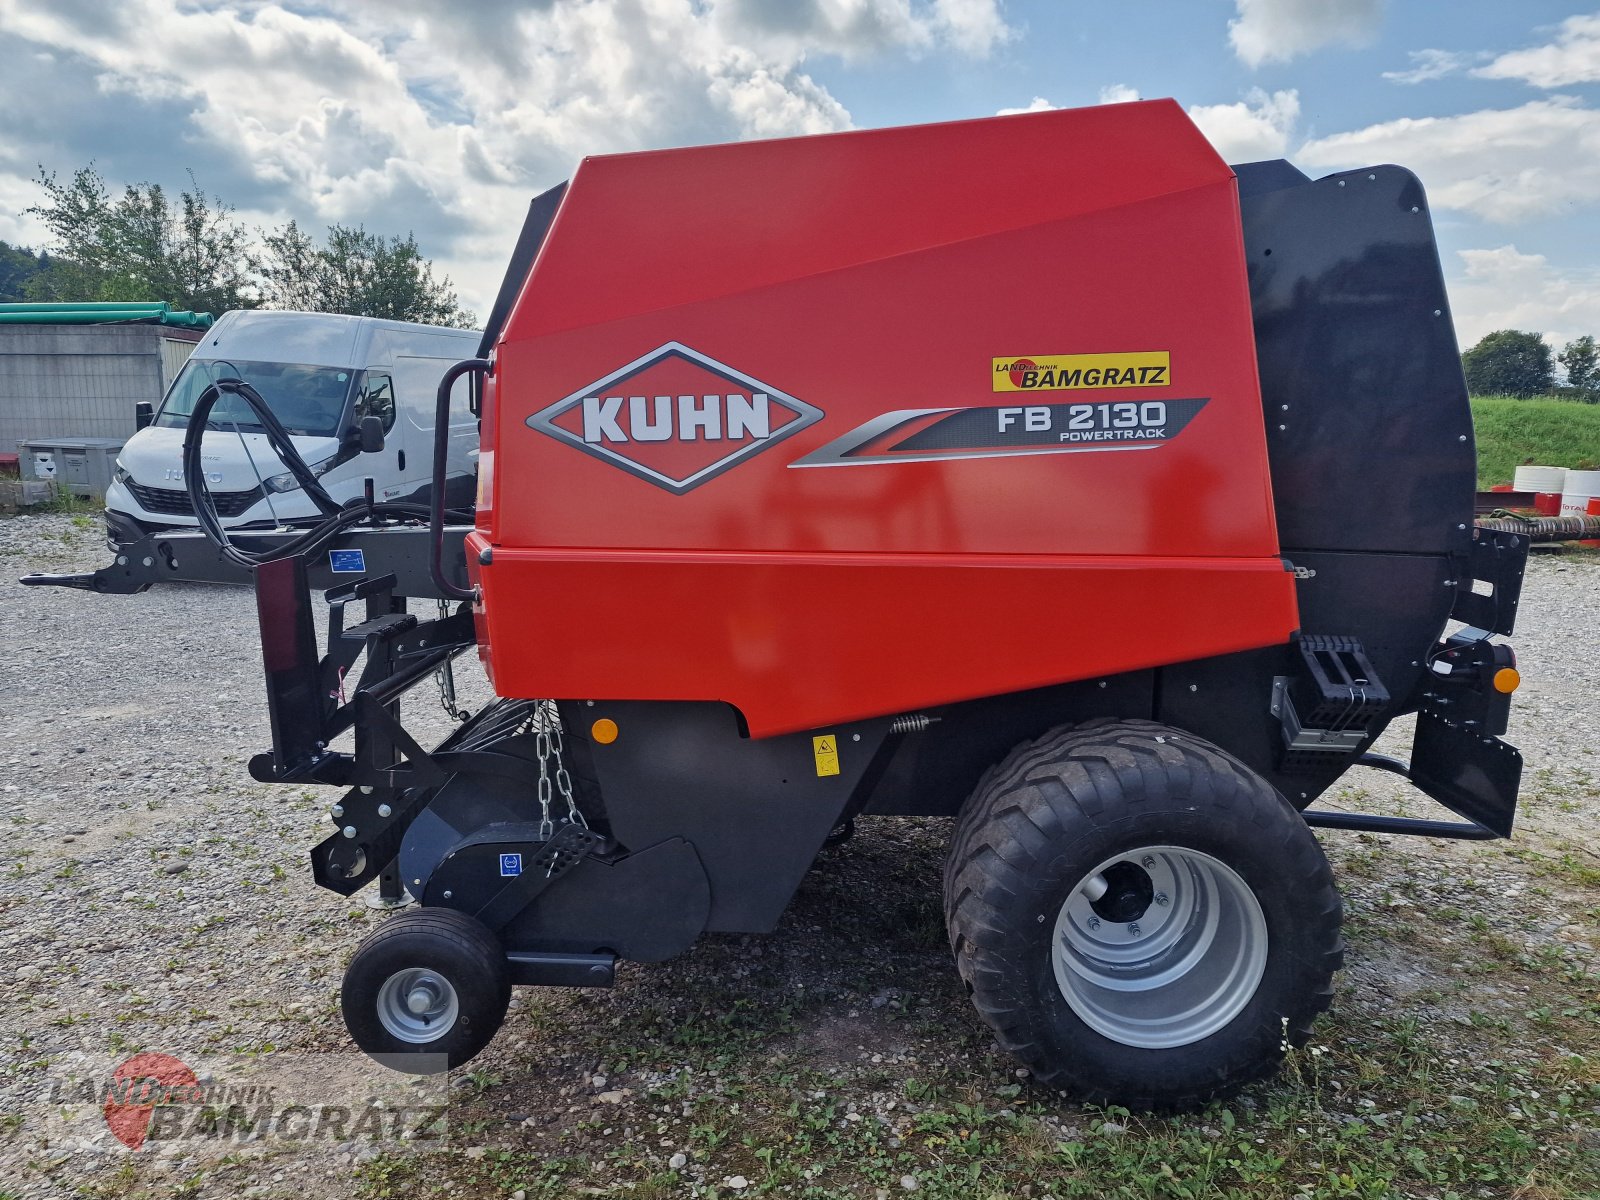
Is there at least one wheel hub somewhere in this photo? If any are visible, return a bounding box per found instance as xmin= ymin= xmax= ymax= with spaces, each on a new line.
xmin=407 ymin=982 xmax=441 ymax=1014
xmin=1089 ymin=860 xmax=1155 ymax=925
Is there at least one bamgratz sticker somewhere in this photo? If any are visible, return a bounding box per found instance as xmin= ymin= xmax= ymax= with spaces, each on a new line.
xmin=993 ymin=351 xmax=1170 ymax=392
xmin=527 ymin=342 xmax=822 ymax=494
xmin=790 ymin=397 xmax=1209 ymax=468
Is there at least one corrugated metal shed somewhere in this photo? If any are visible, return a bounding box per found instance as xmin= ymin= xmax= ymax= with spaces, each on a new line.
xmin=159 ymin=336 xmax=196 ymax=390
xmin=0 ymin=323 xmax=203 ymax=456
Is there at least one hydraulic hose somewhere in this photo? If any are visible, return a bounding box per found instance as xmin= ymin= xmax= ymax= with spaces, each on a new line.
xmin=430 ymin=359 xmax=492 ymax=601
xmin=182 ymin=378 xmax=472 ymax=570
xmin=185 ymin=378 xmax=343 ymax=518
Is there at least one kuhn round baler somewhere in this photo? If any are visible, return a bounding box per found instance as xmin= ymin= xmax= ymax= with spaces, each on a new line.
xmin=26 ymin=99 xmax=1530 ymax=1108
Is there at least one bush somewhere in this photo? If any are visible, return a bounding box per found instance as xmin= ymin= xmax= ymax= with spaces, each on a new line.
xmin=1462 ymin=330 xmax=1553 ymax=397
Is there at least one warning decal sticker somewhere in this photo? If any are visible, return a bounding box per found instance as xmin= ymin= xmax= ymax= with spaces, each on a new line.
xmin=790 ymin=398 xmax=1209 ymax=469
xmin=812 ymin=735 xmax=840 ymax=778
xmin=993 ymin=351 xmax=1169 ymax=393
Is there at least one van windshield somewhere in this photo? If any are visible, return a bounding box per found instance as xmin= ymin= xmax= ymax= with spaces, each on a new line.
xmin=156 ymin=359 xmax=357 ymax=437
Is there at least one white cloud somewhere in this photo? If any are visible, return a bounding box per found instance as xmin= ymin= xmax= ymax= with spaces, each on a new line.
xmin=707 ymin=0 xmax=1009 ymax=61
xmin=1297 ymin=97 xmax=1600 ymax=223
xmin=1476 ymin=12 xmax=1600 ymax=88
xmin=1188 ymin=88 xmax=1300 ymax=161
xmin=929 ymin=0 xmax=1012 ymax=57
xmin=1097 ymin=84 xmax=1142 ymax=105
xmin=1228 ymin=0 xmax=1384 ymax=68
xmin=996 ymin=96 xmax=1056 ymax=116
xmin=0 ymin=0 xmax=1015 ymax=315
xmin=1449 ymin=245 xmax=1600 ymax=349
xmin=0 ymin=172 xmax=41 ymax=247
xmin=1382 ymin=47 xmax=1485 ymax=85
xmin=996 ymin=86 xmax=1299 ymax=161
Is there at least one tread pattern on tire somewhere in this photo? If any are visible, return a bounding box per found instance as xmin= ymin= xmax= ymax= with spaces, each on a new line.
xmin=352 ymin=906 xmax=509 ymax=991
xmin=943 ymin=718 xmax=1344 ymax=1109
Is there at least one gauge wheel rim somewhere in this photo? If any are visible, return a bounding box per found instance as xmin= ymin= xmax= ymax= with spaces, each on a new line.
xmin=375 ymin=967 xmax=461 ymax=1045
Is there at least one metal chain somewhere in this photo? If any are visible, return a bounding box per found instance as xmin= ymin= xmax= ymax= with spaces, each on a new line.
xmin=432 ymin=601 xmax=470 ymax=722
xmin=534 ymin=702 xmax=555 ymax=841
xmin=548 ymin=711 xmax=588 ymax=829
xmin=531 ymin=700 xmax=588 ymax=839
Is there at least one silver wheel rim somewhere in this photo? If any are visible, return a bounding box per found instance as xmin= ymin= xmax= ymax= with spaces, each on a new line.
xmin=1051 ymin=846 xmax=1268 ymax=1049
xmin=375 ymin=968 xmax=460 ymax=1044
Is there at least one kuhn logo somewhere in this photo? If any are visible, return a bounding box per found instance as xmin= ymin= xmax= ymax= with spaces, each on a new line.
xmin=527 ymin=342 xmax=822 ymax=493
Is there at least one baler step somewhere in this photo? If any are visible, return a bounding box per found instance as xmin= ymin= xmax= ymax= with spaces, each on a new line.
xmin=1273 ymin=635 xmax=1390 ymax=772
xmin=341 ymin=612 xmax=418 ymax=642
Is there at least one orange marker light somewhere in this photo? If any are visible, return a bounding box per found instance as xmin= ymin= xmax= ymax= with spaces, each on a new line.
xmin=1492 ymin=667 xmax=1520 ymax=694
xmin=591 ymin=718 xmax=620 ymax=744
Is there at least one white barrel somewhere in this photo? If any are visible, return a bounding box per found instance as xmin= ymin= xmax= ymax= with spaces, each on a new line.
xmin=1560 ymin=468 xmax=1600 ymax=516
xmin=1514 ymin=464 xmax=1567 ymax=494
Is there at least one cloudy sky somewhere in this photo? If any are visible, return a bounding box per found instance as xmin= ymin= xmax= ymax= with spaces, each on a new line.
xmin=0 ymin=0 xmax=1596 ymax=350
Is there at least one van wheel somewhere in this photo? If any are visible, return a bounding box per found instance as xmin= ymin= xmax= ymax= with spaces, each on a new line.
xmin=944 ymin=719 xmax=1343 ymax=1110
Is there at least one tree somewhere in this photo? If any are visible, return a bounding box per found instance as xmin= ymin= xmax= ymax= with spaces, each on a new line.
xmin=25 ymin=165 xmax=258 ymax=312
xmin=1558 ymin=335 xmax=1599 ymax=401
xmin=24 ymin=162 xmax=470 ymax=326
xmin=0 ymin=240 xmax=47 ymax=302
xmin=1461 ymin=329 xmax=1554 ymax=398
xmin=259 ymin=220 xmax=474 ymax=328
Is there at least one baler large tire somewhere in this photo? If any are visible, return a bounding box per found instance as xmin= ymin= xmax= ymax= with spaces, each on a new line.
xmin=341 ymin=907 xmax=511 ymax=1073
xmin=944 ymin=719 xmax=1343 ymax=1110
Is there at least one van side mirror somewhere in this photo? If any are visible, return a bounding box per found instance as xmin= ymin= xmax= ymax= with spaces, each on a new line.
xmin=357 ymin=415 xmax=386 ymax=454
xmin=135 ymin=401 xmax=154 ymax=431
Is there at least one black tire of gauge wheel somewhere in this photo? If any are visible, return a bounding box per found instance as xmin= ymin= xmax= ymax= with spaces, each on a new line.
xmin=341 ymin=907 xmax=511 ymax=1073
xmin=943 ymin=718 xmax=1344 ymax=1110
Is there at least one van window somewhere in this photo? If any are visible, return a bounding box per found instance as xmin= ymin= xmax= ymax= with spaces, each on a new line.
xmin=156 ymin=359 xmax=357 ymax=437
xmin=356 ymin=373 xmax=396 ymax=433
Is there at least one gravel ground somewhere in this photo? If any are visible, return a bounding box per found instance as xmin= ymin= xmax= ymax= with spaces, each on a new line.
xmin=1 ymin=512 xmax=1597 ymax=1200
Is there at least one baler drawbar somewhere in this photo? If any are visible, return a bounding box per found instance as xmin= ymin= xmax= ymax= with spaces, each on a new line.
xmin=23 ymin=100 xmax=1531 ymax=1109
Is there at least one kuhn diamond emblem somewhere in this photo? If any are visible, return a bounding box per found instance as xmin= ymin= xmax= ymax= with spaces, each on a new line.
xmin=527 ymin=342 xmax=822 ymax=493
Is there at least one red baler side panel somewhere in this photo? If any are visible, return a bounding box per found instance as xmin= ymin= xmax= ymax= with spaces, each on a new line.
xmin=474 ymin=546 xmax=1296 ymax=735
xmin=475 ymin=101 xmax=1297 ymax=737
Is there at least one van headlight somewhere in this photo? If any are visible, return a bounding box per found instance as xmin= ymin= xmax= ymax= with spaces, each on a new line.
xmin=263 ymin=456 xmax=334 ymax=494
xmin=113 ymin=465 xmax=132 ymax=486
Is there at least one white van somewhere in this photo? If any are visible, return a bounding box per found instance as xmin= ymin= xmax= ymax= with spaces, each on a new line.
xmin=104 ymin=310 xmax=480 ymax=543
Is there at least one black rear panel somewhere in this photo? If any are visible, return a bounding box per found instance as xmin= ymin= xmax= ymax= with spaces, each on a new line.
xmin=1235 ymin=162 xmax=1476 ymax=555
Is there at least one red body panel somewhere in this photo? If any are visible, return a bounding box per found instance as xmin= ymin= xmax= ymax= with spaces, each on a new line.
xmin=474 ymin=101 xmax=1298 ymax=737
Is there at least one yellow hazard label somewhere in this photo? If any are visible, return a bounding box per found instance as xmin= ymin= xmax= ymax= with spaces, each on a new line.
xmin=812 ymin=734 xmax=840 ymax=777
xmin=992 ymin=351 xmax=1170 ymax=392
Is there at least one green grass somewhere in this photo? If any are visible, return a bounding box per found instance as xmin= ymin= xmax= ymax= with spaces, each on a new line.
xmin=336 ymin=830 xmax=1600 ymax=1200
xmin=1471 ymin=396 xmax=1600 ymax=489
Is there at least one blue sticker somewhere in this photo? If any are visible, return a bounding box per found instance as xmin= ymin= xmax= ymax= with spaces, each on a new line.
xmin=328 ymin=549 xmax=366 ymax=574
xmin=499 ymin=852 xmax=523 ymax=878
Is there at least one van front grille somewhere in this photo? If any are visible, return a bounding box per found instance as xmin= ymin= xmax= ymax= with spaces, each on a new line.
xmin=125 ymin=481 xmax=264 ymax=518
